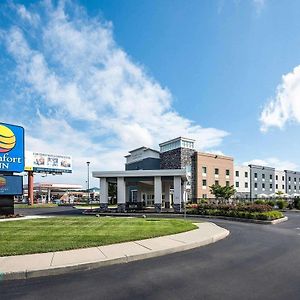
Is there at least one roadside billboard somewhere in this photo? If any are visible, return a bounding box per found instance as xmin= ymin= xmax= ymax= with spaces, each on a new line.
xmin=0 ymin=175 xmax=23 ymax=195
xmin=25 ymin=151 xmax=72 ymax=174
xmin=0 ymin=123 xmax=25 ymax=173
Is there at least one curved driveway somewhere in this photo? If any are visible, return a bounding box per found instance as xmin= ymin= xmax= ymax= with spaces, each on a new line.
xmin=0 ymin=212 xmax=299 ymax=300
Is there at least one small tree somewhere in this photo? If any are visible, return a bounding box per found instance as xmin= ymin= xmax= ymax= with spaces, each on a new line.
xmin=223 ymin=185 xmax=236 ymax=200
xmin=275 ymin=191 xmax=284 ymax=201
xmin=210 ymin=184 xmax=236 ymax=203
xmin=209 ymin=184 xmax=224 ymax=199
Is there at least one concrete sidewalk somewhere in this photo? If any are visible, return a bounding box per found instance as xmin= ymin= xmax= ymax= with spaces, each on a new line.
xmin=0 ymin=222 xmax=229 ymax=281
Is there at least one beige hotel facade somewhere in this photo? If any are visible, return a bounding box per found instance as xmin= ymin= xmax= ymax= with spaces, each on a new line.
xmin=192 ymin=152 xmax=234 ymax=199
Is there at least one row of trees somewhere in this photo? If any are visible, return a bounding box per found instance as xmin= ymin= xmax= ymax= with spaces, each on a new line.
xmin=209 ymin=185 xmax=288 ymax=201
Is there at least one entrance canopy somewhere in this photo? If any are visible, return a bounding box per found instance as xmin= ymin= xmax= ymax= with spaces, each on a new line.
xmin=93 ymin=169 xmax=187 ymax=180
xmin=92 ymin=169 xmax=187 ymax=213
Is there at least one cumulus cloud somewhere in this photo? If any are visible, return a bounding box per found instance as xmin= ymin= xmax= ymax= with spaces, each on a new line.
xmin=243 ymin=158 xmax=298 ymax=171
xmin=0 ymin=0 xmax=228 ymax=185
xmin=260 ymin=65 xmax=300 ymax=132
xmin=252 ymin=0 xmax=266 ymax=14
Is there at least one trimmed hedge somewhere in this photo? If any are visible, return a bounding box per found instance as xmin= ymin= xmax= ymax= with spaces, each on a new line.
xmin=186 ymin=203 xmax=284 ymax=220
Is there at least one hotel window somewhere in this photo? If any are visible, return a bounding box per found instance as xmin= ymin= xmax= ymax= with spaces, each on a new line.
xmin=282 ymin=185 xmax=285 ymax=190
xmin=215 ymin=168 xmax=219 ymax=175
xmin=289 ymin=177 xmax=291 ymax=182
xmin=289 ymin=185 xmax=291 ymax=190
xmin=202 ymin=194 xmax=207 ymax=199
xmin=202 ymin=180 xmax=207 ymax=187
xmin=262 ymin=174 xmax=265 ymax=179
xmin=294 ymin=186 xmax=297 ymax=190
xmin=276 ymin=184 xmax=278 ymax=189
xmin=270 ymin=184 xmax=273 ymax=189
xmin=276 ymin=175 xmax=278 ymax=180
xmin=262 ymin=183 xmax=265 ymax=189
xmin=254 ymin=173 xmax=257 ymax=178
xmin=282 ymin=176 xmax=284 ymax=181
xmin=236 ymin=182 xmax=239 ymax=188
xmin=254 ymin=183 xmax=257 ymax=188
xmin=215 ymin=180 xmax=219 ymax=185
xmin=236 ymin=171 xmax=239 ymax=177
xmin=245 ymin=172 xmax=248 ymax=178
xmin=270 ymin=174 xmax=273 ymax=180
xmin=245 ymin=182 xmax=248 ymax=188
xmin=202 ymin=166 xmax=207 ymax=174
xmin=226 ymin=169 xmax=230 ymax=176
xmin=294 ymin=178 xmax=297 ymax=182
xmin=226 ymin=181 xmax=230 ymax=187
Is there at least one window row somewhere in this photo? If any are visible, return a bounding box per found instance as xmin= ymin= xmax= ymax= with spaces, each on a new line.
xmin=254 ymin=173 xmax=273 ymax=180
xmin=254 ymin=183 xmax=273 ymax=189
xmin=235 ymin=182 xmax=249 ymax=188
xmin=202 ymin=180 xmax=230 ymax=187
xmin=287 ymin=177 xmax=300 ymax=183
xmin=235 ymin=171 xmax=248 ymax=178
xmin=202 ymin=167 xmax=230 ymax=176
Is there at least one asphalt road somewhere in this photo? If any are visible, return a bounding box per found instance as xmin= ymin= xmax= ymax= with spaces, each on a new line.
xmin=0 ymin=212 xmax=299 ymax=300
xmin=15 ymin=206 xmax=83 ymax=216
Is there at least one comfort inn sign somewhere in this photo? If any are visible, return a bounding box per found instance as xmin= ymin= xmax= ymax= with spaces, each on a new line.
xmin=0 ymin=123 xmax=25 ymax=173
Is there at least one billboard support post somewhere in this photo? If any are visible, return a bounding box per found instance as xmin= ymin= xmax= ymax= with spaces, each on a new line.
xmin=28 ymin=171 xmax=34 ymax=206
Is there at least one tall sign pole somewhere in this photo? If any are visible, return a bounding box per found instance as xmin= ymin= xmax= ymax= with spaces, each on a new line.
xmin=87 ymin=161 xmax=91 ymax=209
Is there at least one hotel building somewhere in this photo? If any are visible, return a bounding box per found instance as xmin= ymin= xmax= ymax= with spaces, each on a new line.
xmin=234 ymin=165 xmax=250 ymax=198
xmin=191 ymin=152 xmax=234 ymax=199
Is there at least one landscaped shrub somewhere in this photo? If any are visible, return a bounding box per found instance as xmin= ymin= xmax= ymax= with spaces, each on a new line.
xmin=294 ymin=198 xmax=300 ymax=210
xmin=189 ymin=203 xmax=273 ymax=213
xmin=266 ymin=200 xmax=275 ymax=207
xmin=197 ymin=199 xmax=208 ymax=204
xmin=254 ymin=200 xmax=265 ymax=205
xmin=186 ymin=203 xmax=283 ymax=220
xmin=276 ymin=200 xmax=288 ymax=209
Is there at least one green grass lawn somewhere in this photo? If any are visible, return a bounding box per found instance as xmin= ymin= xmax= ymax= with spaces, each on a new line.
xmin=0 ymin=217 xmax=197 ymax=256
xmin=14 ymin=203 xmax=58 ymax=209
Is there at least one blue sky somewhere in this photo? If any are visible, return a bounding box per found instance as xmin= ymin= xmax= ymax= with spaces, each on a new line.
xmin=1 ymin=0 xmax=300 ymax=185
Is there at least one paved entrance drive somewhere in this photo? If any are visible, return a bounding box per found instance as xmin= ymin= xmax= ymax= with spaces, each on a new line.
xmin=1 ymin=212 xmax=299 ymax=300
xmin=0 ymin=222 xmax=229 ymax=280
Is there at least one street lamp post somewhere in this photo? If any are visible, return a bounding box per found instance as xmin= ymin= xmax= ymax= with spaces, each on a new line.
xmin=86 ymin=161 xmax=91 ymax=210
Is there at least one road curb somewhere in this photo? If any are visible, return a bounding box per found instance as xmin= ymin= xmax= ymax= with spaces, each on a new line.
xmin=186 ymin=215 xmax=288 ymax=225
xmin=0 ymin=225 xmax=229 ymax=281
xmin=84 ymin=211 xmax=288 ymax=225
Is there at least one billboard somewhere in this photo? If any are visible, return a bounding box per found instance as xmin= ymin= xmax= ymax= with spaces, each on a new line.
xmin=0 ymin=175 xmax=23 ymax=195
xmin=0 ymin=123 xmax=25 ymax=173
xmin=25 ymin=151 xmax=72 ymax=173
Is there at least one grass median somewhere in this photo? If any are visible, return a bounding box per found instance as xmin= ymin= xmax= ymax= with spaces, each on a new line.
xmin=0 ymin=217 xmax=197 ymax=256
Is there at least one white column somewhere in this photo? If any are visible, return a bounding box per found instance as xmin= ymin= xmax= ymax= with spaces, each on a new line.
xmin=173 ymin=176 xmax=182 ymax=212
xmin=154 ymin=176 xmax=162 ymax=212
xmin=47 ymin=188 xmax=51 ymax=203
xmin=137 ymin=186 xmax=143 ymax=209
xmin=100 ymin=178 xmax=108 ymax=210
xmin=164 ymin=182 xmax=170 ymax=208
xmin=117 ymin=177 xmax=126 ymax=212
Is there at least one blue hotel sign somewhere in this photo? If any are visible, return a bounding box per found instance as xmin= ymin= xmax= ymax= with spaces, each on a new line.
xmin=0 ymin=123 xmax=25 ymax=173
xmin=0 ymin=175 xmax=23 ymax=195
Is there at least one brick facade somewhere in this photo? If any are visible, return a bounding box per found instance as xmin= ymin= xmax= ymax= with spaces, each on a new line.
xmin=192 ymin=152 xmax=234 ymax=200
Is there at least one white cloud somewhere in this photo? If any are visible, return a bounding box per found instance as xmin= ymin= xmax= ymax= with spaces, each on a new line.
xmin=0 ymin=0 xmax=228 ymax=185
xmin=260 ymin=65 xmax=300 ymax=132
xmin=243 ymin=158 xmax=298 ymax=171
xmin=252 ymin=0 xmax=266 ymax=14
